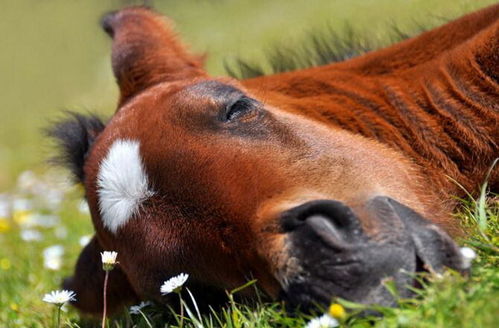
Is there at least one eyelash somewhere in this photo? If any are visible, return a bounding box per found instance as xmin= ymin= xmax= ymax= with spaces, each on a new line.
xmin=223 ymin=97 xmax=256 ymax=122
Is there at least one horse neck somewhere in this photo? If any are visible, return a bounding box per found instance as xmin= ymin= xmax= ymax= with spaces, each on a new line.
xmin=244 ymin=6 xmax=498 ymax=196
xmin=399 ymin=20 xmax=498 ymax=195
xmin=333 ymin=3 xmax=499 ymax=75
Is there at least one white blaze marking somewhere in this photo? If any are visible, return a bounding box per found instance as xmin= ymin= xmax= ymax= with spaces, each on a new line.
xmin=97 ymin=139 xmax=154 ymax=233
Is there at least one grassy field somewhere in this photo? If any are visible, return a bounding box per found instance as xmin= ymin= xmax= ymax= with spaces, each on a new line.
xmin=0 ymin=0 xmax=498 ymax=327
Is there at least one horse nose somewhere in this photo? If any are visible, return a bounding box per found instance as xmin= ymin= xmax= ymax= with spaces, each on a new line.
xmin=281 ymin=200 xmax=364 ymax=249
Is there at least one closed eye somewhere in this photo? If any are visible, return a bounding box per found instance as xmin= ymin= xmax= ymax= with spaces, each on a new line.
xmin=222 ymin=96 xmax=258 ymax=122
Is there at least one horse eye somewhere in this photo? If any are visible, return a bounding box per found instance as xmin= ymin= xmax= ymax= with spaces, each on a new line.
xmin=223 ymin=97 xmax=256 ymax=122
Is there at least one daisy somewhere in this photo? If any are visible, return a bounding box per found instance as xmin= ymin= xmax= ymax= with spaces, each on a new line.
xmin=24 ymin=213 xmax=59 ymax=228
xmin=101 ymin=251 xmax=118 ymax=327
xmin=20 ymin=229 xmax=43 ymax=242
xmin=79 ymin=235 xmax=92 ymax=247
xmin=129 ymin=301 xmax=152 ymax=314
xmin=42 ymin=290 xmax=76 ymax=306
xmin=101 ymin=251 xmax=118 ymax=271
xmin=43 ymin=245 xmax=64 ymax=271
xmin=305 ymin=314 xmax=339 ymax=328
xmin=160 ymin=273 xmax=189 ymax=295
xmin=78 ymin=200 xmax=90 ymax=214
xmin=460 ymin=247 xmax=477 ymax=269
xmin=43 ymin=290 xmax=75 ymax=328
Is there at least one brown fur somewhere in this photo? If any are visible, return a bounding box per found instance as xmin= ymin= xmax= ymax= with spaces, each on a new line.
xmin=62 ymin=5 xmax=498 ymax=315
xmin=244 ymin=4 xmax=499 ymax=196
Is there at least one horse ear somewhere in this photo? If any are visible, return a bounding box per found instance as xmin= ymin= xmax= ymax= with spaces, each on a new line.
xmin=46 ymin=112 xmax=106 ymax=183
xmin=101 ymin=7 xmax=206 ymax=106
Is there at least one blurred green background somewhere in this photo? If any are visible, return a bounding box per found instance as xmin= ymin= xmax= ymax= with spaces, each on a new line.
xmin=0 ymin=0 xmax=496 ymax=190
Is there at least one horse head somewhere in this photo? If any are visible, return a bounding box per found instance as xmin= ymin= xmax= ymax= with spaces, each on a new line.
xmin=51 ymin=7 xmax=475 ymax=315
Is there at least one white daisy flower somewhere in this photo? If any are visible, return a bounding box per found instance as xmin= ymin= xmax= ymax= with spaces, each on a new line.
xmin=460 ymin=247 xmax=477 ymax=269
xmin=78 ymin=200 xmax=90 ymax=214
xmin=129 ymin=301 xmax=152 ymax=314
xmin=305 ymin=314 xmax=339 ymax=328
xmin=20 ymin=229 xmax=43 ymax=242
xmin=160 ymin=273 xmax=189 ymax=295
xmin=13 ymin=198 xmax=32 ymax=212
xmin=43 ymin=245 xmax=64 ymax=271
xmin=42 ymin=290 xmax=76 ymax=306
xmin=101 ymin=251 xmax=118 ymax=264
xmin=0 ymin=195 xmax=10 ymax=218
xmin=79 ymin=235 xmax=92 ymax=247
xmin=24 ymin=213 xmax=60 ymax=228
xmin=101 ymin=251 xmax=118 ymax=271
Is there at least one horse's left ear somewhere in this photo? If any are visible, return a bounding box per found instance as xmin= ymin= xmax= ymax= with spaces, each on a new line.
xmin=46 ymin=112 xmax=106 ymax=183
xmin=101 ymin=6 xmax=207 ymax=106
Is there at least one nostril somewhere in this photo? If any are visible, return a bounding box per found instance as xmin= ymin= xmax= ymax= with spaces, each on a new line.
xmin=281 ymin=210 xmax=304 ymax=232
xmin=280 ymin=199 xmax=361 ymax=232
xmin=306 ymin=214 xmax=348 ymax=248
xmin=302 ymin=200 xmax=357 ymax=228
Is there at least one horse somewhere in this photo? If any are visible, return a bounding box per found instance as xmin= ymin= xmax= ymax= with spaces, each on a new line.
xmin=48 ymin=4 xmax=498 ymax=315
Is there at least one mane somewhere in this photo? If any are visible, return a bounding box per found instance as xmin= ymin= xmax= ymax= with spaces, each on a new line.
xmin=224 ymin=19 xmax=446 ymax=79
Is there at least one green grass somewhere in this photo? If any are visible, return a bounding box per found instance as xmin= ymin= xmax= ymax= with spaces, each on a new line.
xmin=1 ymin=0 xmax=498 ymax=327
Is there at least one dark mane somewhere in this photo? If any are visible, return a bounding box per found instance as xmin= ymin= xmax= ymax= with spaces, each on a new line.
xmin=224 ymin=20 xmax=444 ymax=79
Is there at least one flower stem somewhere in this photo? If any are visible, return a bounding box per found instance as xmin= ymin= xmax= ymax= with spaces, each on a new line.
xmin=179 ymin=295 xmax=184 ymax=328
xmin=56 ymin=305 xmax=61 ymax=328
xmin=102 ymin=270 xmax=109 ymax=328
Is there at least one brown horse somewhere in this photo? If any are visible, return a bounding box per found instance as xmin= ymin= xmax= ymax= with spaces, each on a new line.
xmin=49 ymin=4 xmax=498 ymax=315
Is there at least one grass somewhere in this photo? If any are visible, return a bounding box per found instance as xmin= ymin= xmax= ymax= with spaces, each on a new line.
xmin=1 ymin=0 xmax=498 ymax=327
xmin=0 ymin=169 xmax=497 ymax=327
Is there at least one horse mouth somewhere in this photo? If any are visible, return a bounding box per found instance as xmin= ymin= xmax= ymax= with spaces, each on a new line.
xmin=277 ymin=235 xmax=416 ymax=309
xmin=273 ymin=197 xmax=467 ymax=309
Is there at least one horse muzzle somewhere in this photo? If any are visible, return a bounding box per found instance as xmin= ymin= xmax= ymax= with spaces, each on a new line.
xmin=276 ymin=196 xmax=468 ymax=309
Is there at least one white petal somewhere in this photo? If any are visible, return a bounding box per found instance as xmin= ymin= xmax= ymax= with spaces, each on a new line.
xmin=305 ymin=315 xmax=338 ymax=328
xmin=460 ymin=247 xmax=476 ymax=260
xmin=79 ymin=235 xmax=92 ymax=247
xmin=160 ymin=273 xmax=189 ymax=295
xmin=460 ymin=246 xmax=477 ymax=269
xmin=101 ymin=251 xmax=118 ymax=264
xmin=78 ymin=200 xmax=90 ymax=214
xmin=129 ymin=301 xmax=151 ymax=314
xmin=42 ymin=290 xmax=76 ymax=305
xmin=20 ymin=229 xmax=43 ymax=241
xmin=43 ymin=245 xmax=64 ymax=270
